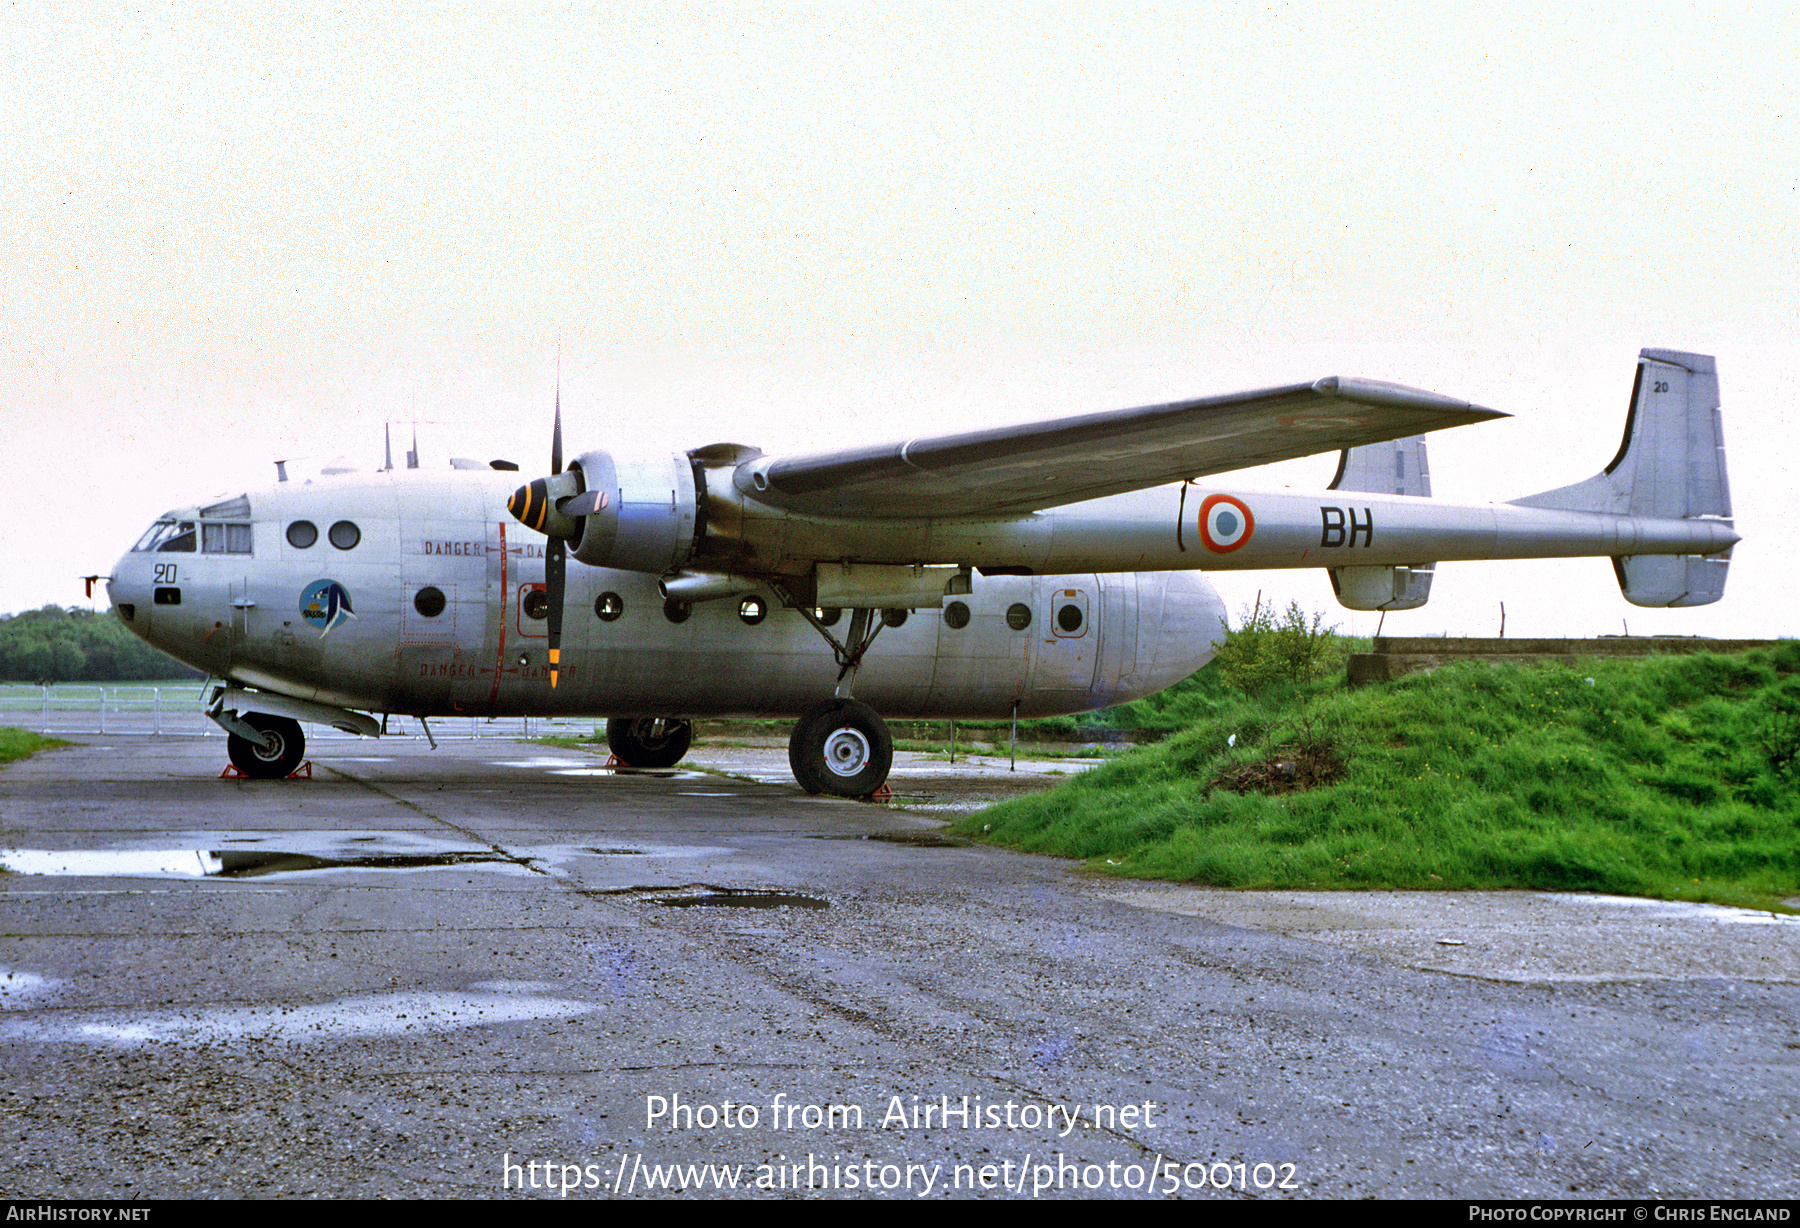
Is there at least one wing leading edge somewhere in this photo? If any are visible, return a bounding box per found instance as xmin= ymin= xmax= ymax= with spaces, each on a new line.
xmin=742 ymin=377 xmax=1506 ymax=519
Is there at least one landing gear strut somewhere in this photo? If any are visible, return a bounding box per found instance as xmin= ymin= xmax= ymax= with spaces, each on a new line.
xmin=606 ymin=717 xmax=694 ymax=768
xmin=226 ymin=714 xmax=306 ymax=780
xmin=776 ymin=593 xmax=901 ymax=797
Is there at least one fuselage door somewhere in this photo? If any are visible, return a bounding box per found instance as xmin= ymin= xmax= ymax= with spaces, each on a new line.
xmin=1029 ymin=580 xmax=1097 ymax=696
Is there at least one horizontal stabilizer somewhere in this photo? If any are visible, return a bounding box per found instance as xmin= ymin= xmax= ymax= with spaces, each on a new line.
xmin=1614 ymin=554 xmax=1731 ymax=608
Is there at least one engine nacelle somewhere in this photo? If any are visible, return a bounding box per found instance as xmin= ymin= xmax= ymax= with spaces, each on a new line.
xmin=567 ymin=451 xmax=701 ymax=575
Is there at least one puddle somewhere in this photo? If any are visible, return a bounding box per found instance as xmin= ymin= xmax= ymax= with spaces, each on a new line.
xmin=550 ymin=767 xmax=695 ymax=778
xmin=0 ymin=835 xmax=736 ymax=881
xmin=0 ymin=969 xmax=59 ymax=1009
xmin=0 ymin=983 xmax=599 ymax=1047
xmin=811 ymin=831 xmax=970 ymax=848
xmin=0 ymin=831 xmax=538 ymax=880
xmin=212 ymin=850 xmax=525 ymax=877
xmin=0 ymin=847 xmax=531 ymax=879
xmin=647 ymin=887 xmax=828 ymax=911
xmin=1545 ymin=894 xmax=1800 ymax=925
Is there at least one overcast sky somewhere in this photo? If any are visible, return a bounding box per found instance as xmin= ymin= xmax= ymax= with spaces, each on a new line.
xmin=3 ymin=1 xmax=1794 ymax=639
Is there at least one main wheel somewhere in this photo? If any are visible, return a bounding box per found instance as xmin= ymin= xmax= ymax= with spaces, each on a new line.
xmin=605 ymin=717 xmax=694 ymax=768
xmin=226 ymin=714 xmax=306 ymax=779
xmin=787 ymin=699 xmax=893 ymax=797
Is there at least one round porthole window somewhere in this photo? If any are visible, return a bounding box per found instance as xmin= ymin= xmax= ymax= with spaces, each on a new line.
xmin=881 ymin=608 xmax=908 ymax=628
xmin=1057 ymin=603 xmax=1083 ymax=633
xmin=328 ymin=520 xmax=361 ymax=550
xmin=1006 ymin=603 xmax=1032 ymax=631
xmin=813 ymin=607 xmax=842 ymax=627
xmin=286 ymin=520 xmax=318 ymax=549
xmin=738 ymin=596 xmax=767 ymax=625
xmin=595 ymin=592 xmax=623 ymax=621
xmin=413 ymin=587 xmax=446 ymax=618
xmin=663 ymin=598 xmax=692 ymax=624
xmin=522 ymin=588 xmax=549 ymax=620
xmin=943 ymin=601 xmax=970 ymax=629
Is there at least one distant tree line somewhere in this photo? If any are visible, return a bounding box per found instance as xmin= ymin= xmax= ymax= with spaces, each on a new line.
xmin=0 ymin=606 xmax=203 ymax=682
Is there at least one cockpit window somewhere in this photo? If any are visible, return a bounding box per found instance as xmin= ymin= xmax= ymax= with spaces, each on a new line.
xmin=201 ymin=523 xmax=253 ymax=554
xmin=133 ymin=520 xmax=196 ymax=553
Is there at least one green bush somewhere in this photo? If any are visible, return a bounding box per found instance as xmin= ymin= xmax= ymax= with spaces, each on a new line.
xmin=1211 ymin=599 xmax=1345 ymax=693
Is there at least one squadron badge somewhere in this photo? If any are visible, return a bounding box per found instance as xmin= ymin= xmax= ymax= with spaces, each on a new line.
xmin=300 ymin=580 xmax=358 ymax=636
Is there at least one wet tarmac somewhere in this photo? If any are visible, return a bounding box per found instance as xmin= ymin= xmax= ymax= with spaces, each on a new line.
xmin=1 ymin=735 xmax=1795 ymax=1199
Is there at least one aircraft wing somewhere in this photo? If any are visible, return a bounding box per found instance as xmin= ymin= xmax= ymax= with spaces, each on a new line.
xmin=748 ymin=377 xmax=1506 ymax=519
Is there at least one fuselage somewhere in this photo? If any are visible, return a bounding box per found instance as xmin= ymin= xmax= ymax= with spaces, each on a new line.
xmin=106 ymin=471 xmax=1226 ymax=722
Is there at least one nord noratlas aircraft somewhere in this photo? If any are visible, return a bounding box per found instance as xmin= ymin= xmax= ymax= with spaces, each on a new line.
xmin=104 ymin=348 xmax=1737 ymax=795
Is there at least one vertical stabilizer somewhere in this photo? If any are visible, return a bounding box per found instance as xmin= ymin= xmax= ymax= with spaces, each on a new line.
xmin=1513 ymin=349 xmax=1734 ymax=607
xmin=1327 ymin=434 xmax=1435 ymax=610
xmin=1514 ymin=349 xmax=1731 ymax=520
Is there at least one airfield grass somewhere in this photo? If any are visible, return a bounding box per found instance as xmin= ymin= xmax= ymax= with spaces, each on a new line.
xmin=949 ymin=644 xmax=1800 ymax=912
xmin=0 ymin=727 xmax=68 ymax=764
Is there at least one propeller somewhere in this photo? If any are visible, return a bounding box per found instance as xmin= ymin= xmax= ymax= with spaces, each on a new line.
xmin=506 ymin=381 xmax=582 ymax=688
xmin=546 ymin=392 xmax=565 ymax=688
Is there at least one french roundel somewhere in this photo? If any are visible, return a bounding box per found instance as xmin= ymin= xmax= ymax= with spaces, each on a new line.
xmin=1198 ymin=494 xmax=1255 ymax=553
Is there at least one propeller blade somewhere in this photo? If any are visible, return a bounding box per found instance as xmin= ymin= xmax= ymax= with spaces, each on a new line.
xmin=563 ymin=489 xmax=608 ymax=517
xmin=551 ymin=384 xmax=563 ymax=476
xmin=546 ymin=538 xmax=565 ymax=688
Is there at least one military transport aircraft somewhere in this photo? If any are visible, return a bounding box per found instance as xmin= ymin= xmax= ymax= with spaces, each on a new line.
xmin=104 ymin=347 xmax=1735 ymax=795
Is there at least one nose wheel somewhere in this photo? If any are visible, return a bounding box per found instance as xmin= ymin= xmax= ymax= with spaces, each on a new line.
xmin=788 ymin=699 xmax=892 ymax=797
xmin=226 ymin=714 xmax=306 ymax=780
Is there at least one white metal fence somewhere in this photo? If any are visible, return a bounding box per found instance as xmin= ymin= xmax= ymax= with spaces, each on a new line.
xmin=0 ymin=685 xmax=598 ymax=741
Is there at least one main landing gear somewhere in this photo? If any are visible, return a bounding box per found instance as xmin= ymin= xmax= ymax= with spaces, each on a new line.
xmin=788 ymin=698 xmax=893 ymax=796
xmin=605 ymin=717 xmax=694 ymax=768
xmin=783 ymin=604 xmax=898 ymax=797
xmin=225 ymin=714 xmax=306 ymax=780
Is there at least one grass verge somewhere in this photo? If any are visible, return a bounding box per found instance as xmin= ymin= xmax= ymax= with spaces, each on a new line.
xmin=950 ymin=645 xmax=1800 ymax=912
xmin=0 ymin=727 xmax=69 ymax=764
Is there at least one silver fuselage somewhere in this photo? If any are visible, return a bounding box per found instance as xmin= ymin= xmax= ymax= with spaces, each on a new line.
xmin=106 ymin=471 xmax=1227 ymax=721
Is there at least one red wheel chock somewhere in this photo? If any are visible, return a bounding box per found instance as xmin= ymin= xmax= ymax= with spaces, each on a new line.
xmin=864 ymin=781 xmax=893 ymax=803
xmin=219 ymin=761 xmax=313 ymax=780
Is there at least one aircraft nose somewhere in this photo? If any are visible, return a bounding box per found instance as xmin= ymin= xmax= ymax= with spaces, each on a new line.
xmin=107 ymin=552 xmax=151 ymax=632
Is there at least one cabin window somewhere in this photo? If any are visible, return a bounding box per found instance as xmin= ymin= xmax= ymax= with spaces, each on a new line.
xmin=1006 ymin=603 xmax=1032 ymax=631
xmin=1057 ymin=603 xmax=1083 ymax=633
xmin=813 ymin=607 xmax=842 ymax=627
xmin=522 ymin=588 xmax=549 ymax=620
xmin=663 ymin=598 xmax=691 ymax=624
xmin=201 ymin=523 xmax=253 ymax=554
xmin=738 ymin=596 xmax=767 ymax=625
xmin=413 ymin=587 xmax=447 ymax=618
xmin=943 ymin=601 xmax=970 ymax=630
xmin=595 ymin=592 xmax=624 ymax=621
xmin=881 ymin=608 xmax=908 ymax=628
xmin=287 ymin=521 xmax=318 ymax=548
xmin=328 ymin=520 xmax=361 ymax=550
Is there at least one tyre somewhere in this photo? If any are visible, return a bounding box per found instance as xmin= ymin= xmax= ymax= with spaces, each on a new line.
xmin=605 ymin=717 xmax=694 ymax=768
xmin=787 ymin=699 xmax=892 ymax=797
xmin=226 ymin=714 xmax=306 ymax=779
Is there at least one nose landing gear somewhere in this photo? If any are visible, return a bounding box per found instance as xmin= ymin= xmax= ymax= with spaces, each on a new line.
xmin=225 ymin=714 xmax=307 ymax=780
